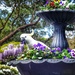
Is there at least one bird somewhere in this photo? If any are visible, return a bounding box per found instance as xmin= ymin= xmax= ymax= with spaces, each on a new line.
xmin=20 ymin=30 xmax=50 ymax=50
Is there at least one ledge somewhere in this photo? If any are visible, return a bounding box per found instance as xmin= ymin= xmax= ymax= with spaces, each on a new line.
xmin=8 ymin=59 xmax=75 ymax=65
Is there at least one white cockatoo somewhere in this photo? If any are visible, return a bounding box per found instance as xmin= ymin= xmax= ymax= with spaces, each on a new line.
xmin=20 ymin=30 xmax=50 ymax=50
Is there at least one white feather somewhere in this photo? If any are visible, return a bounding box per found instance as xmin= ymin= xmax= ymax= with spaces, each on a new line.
xmin=20 ymin=34 xmax=50 ymax=50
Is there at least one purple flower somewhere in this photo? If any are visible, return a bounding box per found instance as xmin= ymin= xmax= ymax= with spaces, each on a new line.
xmin=71 ymin=50 xmax=75 ymax=58
xmin=7 ymin=49 xmax=14 ymax=56
xmin=45 ymin=0 xmax=49 ymax=5
xmin=56 ymin=47 xmax=61 ymax=51
xmin=59 ymin=1 xmax=64 ymax=6
xmin=63 ymin=56 xmax=68 ymax=59
xmin=67 ymin=48 xmax=71 ymax=52
xmin=33 ymin=43 xmax=46 ymax=51
xmin=33 ymin=44 xmax=37 ymax=48
xmin=20 ymin=44 xmax=24 ymax=50
xmin=2 ymin=50 xmax=8 ymax=58
xmin=13 ymin=47 xmax=20 ymax=55
xmin=3 ymin=43 xmax=24 ymax=58
xmin=38 ymin=46 xmax=46 ymax=51
xmin=51 ymin=50 xmax=56 ymax=53
xmin=8 ymin=44 xmax=14 ymax=49
xmin=18 ymin=47 xmax=23 ymax=53
xmin=37 ymin=43 xmax=42 ymax=47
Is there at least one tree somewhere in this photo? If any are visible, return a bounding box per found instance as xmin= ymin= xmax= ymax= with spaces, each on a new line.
xmin=0 ymin=0 xmax=46 ymax=45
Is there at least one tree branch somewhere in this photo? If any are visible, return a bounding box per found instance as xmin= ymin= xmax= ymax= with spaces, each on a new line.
xmin=44 ymin=36 xmax=53 ymax=43
xmin=4 ymin=8 xmax=14 ymax=25
xmin=20 ymin=16 xmax=26 ymax=24
xmin=0 ymin=7 xmax=15 ymax=32
xmin=30 ymin=3 xmax=36 ymax=23
xmin=0 ymin=18 xmax=40 ymax=45
xmin=10 ymin=16 xmax=19 ymax=31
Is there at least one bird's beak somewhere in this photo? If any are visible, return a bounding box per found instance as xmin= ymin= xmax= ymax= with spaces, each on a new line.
xmin=21 ymin=38 xmax=26 ymax=44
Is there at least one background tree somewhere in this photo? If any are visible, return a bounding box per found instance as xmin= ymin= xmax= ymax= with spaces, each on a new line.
xmin=0 ymin=0 xmax=46 ymax=45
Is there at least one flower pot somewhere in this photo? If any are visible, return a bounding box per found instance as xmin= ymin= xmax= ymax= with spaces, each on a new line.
xmin=9 ymin=59 xmax=75 ymax=75
xmin=8 ymin=10 xmax=75 ymax=75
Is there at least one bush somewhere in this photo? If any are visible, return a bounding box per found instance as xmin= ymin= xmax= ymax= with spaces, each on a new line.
xmin=0 ymin=41 xmax=24 ymax=63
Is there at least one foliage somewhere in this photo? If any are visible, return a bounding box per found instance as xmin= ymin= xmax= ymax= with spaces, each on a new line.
xmin=0 ymin=0 xmax=42 ymax=45
xmin=0 ymin=41 xmax=24 ymax=63
xmin=40 ymin=0 xmax=75 ymax=10
xmin=0 ymin=64 xmax=19 ymax=75
xmin=17 ymin=43 xmax=74 ymax=60
xmin=37 ymin=37 xmax=47 ymax=42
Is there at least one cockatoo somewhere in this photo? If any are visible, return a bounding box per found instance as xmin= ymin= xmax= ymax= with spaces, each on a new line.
xmin=20 ymin=30 xmax=50 ymax=50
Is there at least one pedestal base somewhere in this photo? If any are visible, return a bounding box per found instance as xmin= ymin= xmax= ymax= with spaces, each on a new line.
xmin=51 ymin=22 xmax=69 ymax=49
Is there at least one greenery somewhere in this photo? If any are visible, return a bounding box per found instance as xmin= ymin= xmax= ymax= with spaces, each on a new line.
xmin=0 ymin=0 xmax=43 ymax=45
xmin=17 ymin=48 xmax=73 ymax=60
xmin=0 ymin=0 xmax=74 ymax=74
xmin=40 ymin=0 xmax=75 ymax=10
xmin=0 ymin=41 xmax=25 ymax=64
xmin=1 ymin=42 xmax=73 ymax=60
xmin=0 ymin=64 xmax=19 ymax=75
xmin=16 ymin=43 xmax=74 ymax=60
xmin=0 ymin=37 xmax=75 ymax=61
xmin=1 ymin=41 xmax=20 ymax=49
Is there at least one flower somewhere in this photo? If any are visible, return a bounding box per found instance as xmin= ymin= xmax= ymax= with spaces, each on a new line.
xmin=33 ymin=43 xmax=46 ymax=51
xmin=45 ymin=0 xmax=49 ymax=5
xmin=67 ymin=48 xmax=71 ymax=52
xmin=70 ymin=49 xmax=75 ymax=58
xmin=17 ymin=42 xmax=74 ymax=60
xmin=50 ymin=1 xmax=55 ymax=8
xmin=40 ymin=0 xmax=75 ymax=10
xmin=63 ymin=56 xmax=69 ymax=59
xmin=8 ymin=44 xmax=14 ymax=49
xmin=56 ymin=47 xmax=61 ymax=51
xmin=1 ymin=43 xmax=75 ymax=60
xmin=1 ymin=43 xmax=24 ymax=62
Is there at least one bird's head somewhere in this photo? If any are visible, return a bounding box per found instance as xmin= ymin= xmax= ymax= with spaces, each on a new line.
xmin=20 ymin=30 xmax=34 ymax=44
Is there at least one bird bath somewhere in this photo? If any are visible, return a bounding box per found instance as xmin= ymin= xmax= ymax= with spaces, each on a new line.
xmin=9 ymin=10 xmax=75 ymax=75
xmin=37 ymin=10 xmax=75 ymax=49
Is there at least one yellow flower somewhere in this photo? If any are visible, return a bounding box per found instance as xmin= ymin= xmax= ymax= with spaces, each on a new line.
xmin=54 ymin=0 xmax=60 ymax=2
